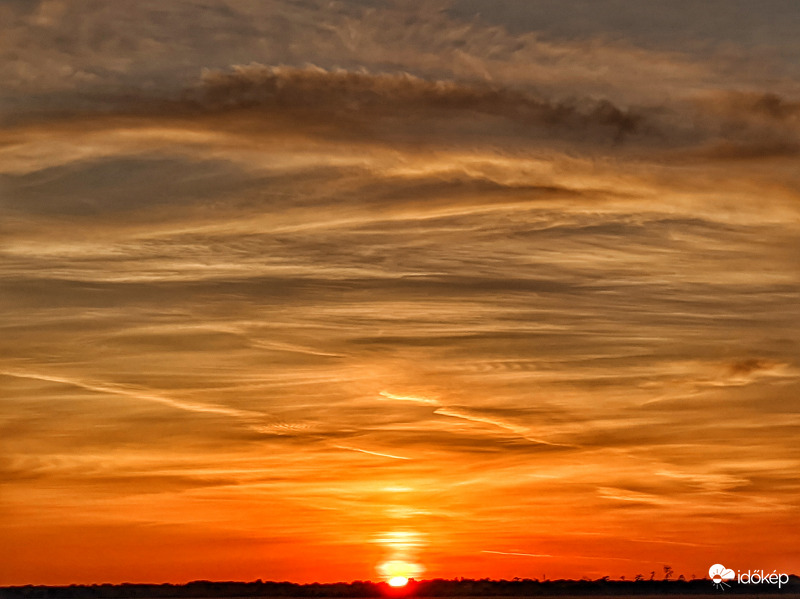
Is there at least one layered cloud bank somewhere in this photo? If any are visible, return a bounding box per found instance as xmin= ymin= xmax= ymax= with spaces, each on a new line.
xmin=1 ymin=0 xmax=799 ymax=586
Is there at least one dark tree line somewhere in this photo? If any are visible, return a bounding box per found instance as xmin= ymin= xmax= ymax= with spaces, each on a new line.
xmin=2 ymin=576 xmax=799 ymax=599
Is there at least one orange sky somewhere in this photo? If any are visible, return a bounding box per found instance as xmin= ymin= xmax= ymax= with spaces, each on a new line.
xmin=1 ymin=0 xmax=800 ymax=586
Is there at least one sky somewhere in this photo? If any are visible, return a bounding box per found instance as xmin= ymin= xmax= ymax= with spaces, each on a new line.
xmin=1 ymin=0 xmax=800 ymax=586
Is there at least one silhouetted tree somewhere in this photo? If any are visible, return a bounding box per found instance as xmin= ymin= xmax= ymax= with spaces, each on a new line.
xmin=2 ymin=575 xmax=800 ymax=599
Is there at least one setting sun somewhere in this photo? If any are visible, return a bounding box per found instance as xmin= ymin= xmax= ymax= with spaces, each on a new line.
xmin=2 ymin=0 xmax=800 ymax=588
xmin=388 ymin=577 xmax=409 ymax=588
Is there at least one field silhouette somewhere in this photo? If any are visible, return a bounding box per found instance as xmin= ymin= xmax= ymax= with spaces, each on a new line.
xmin=2 ymin=577 xmax=799 ymax=598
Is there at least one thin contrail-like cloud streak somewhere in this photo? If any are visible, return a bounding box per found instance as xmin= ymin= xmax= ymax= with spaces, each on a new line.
xmin=379 ymin=390 xmax=440 ymax=405
xmin=433 ymin=407 xmax=569 ymax=447
xmin=0 ymin=370 xmax=306 ymax=436
xmin=332 ymin=445 xmax=411 ymax=461
xmin=481 ymin=550 xmax=555 ymax=558
xmin=1 ymin=370 xmax=256 ymax=418
xmin=380 ymin=390 xmax=568 ymax=446
xmin=482 ymin=550 xmax=638 ymax=562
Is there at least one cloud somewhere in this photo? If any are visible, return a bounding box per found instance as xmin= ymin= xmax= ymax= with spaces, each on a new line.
xmin=0 ymin=369 xmax=259 ymax=419
xmin=676 ymin=91 xmax=800 ymax=160
xmin=433 ymin=406 xmax=566 ymax=446
xmin=332 ymin=445 xmax=411 ymax=461
xmin=7 ymin=64 xmax=800 ymax=171
xmin=448 ymin=0 xmax=800 ymax=54
xmin=481 ymin=550 xmax=554 ymax=558
xmin=0 ymin=370 xmax=310 ymax=439
xmin=191 ymin=64 xmax=643 ymax=141
xmin=698 ymin=140 xmax=800 ymax=160
xmin=1 ymin=0 xmax=754 ymax=111
xmin=727 ymin=358 xmax=781 ymax=377
xmin=701 ymin=91 xmax=800 ymax=122
xmin=379 ymin=391 xmax=440 ymax=405
xmin=377 ymin=389 xmax=569 ymax=447
xmin=0 ymin=155 xmax=253 ymax=219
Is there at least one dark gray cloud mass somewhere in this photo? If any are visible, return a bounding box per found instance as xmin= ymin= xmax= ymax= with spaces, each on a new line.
xmin=193 ymin=65 xmax=643 ymax=140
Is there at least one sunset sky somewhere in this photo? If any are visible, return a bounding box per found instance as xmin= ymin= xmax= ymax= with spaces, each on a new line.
xmin=2 ymin=0 xmax=800 ymax=586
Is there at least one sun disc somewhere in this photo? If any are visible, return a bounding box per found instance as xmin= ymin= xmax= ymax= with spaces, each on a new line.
xmin=389 ymin=576 xmax=409 ymax=587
